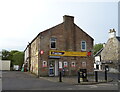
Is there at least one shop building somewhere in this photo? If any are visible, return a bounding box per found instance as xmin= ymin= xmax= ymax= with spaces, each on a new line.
xmin=24 ymin=15 xmax=94 ymax=76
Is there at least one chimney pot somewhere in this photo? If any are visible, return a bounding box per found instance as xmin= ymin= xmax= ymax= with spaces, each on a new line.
xmin=109 ymin=29 xmax=116 ymax=39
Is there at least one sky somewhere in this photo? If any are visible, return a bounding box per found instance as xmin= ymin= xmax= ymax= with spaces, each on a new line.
xmin=0 ymin=0 xmax=119 ymax=51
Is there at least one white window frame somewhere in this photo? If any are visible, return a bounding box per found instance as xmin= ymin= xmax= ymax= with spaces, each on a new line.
xmin=81 ymin=41 xmax=86 ymax=51
xmin=50 ymin=37 xmax=56 ymax=49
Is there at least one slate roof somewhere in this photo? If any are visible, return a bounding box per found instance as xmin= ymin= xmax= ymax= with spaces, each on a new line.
xmin=94 ymin=48 xmax=104 ymax=57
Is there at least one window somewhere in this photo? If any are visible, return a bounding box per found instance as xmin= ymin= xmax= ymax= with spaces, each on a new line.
xmin=59 ymin=62 xmax=62 ymax=69
xmin=64 ymin=62 xmax=68 ymax=67
xmin=96 ymin=65 xmax=99 ymax=70
xmin=50 ymin=37 xmax=56 ymax=49
xmin=71 ymin=62 xmax=75 ymax=67
xmin=81 ymin=41 xmax=86 ymax=51
xmin=82 ymin=61 xmax=86 ymax=68
xmin=42 ymin=61 xmax=47 ymax=67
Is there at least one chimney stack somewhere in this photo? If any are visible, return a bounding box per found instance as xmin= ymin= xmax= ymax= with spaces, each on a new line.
xmin=63 ymin=15 xmax=74 ymax=23
xmin=109 ymin=29 xmax=116 ymax=39
xmin=63 ymin=15 xmax=75 ymax=51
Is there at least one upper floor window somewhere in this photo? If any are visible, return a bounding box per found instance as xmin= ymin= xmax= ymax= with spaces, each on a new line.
xmin=81 ymin=41 xmax=86 ymax=51
xmin=50 ymin=37 xmax=56 ymax=49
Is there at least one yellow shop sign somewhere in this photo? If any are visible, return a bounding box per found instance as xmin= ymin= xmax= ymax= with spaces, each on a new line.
xmin=49 ymin=50 xmax=87 ymax=56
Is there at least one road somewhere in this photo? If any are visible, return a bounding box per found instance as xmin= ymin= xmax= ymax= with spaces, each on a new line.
xmin=96 ymin=71 xmax=119 ymax=82
xmin=2 ymin=71 xmax=118 ymax=91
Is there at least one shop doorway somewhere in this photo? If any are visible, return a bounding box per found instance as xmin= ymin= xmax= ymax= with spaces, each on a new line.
xmin=49 ymin=60 xmax=59 ymax=76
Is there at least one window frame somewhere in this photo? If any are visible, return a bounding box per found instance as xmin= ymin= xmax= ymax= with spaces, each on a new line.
xmin=71 ymin=62 xmax=75 ymax=67
xmin=81 ymin=41 xmax=86 ymax=51
xmin=64 ymin=61 xmax=68 ymax=67
xmin=50 ymin=37 xmax=57 ymax=49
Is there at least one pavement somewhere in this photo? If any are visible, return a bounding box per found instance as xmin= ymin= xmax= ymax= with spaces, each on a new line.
xmin=40 ymin=74 xmax=113 ymax=85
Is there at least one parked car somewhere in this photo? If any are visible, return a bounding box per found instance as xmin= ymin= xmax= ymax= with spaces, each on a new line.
xmin=13 ymin=65 xmax=20 ymax=71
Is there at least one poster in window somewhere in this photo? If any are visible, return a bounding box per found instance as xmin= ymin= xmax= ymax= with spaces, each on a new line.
xmin=64 ymin=62 xmax=68 ymax=67
xmin=71 ymin=62 xmax=75 ymax=67
xmin=42 ymin=61 xmax=47 ymax=67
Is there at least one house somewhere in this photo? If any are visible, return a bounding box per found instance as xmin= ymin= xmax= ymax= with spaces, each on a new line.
xmin=24 ymin=43 xmax=31 ymax=71
xmin=24 ymin=15 xmax=94 ymax=76
xmin=101 ymin=29 xmax=120 ymax=73
xmin=94 ymin=48 xmax=103 ymax=71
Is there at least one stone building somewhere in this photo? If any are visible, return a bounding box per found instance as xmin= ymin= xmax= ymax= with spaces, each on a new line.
xmin=24 ymin=15 xmax=94 ymax=76
xmin=24 ymin=43 xmax=31 ymax=71
xmin=101 ymin=29 xmax=120 ymax=72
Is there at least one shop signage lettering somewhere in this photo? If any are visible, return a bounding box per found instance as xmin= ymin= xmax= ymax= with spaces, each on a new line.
xmin=51 ymin=51 xmax=65 ymax=55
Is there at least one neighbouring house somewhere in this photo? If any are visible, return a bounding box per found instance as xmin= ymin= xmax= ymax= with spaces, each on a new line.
xmin=0 ymin=60 xmax=11 ymax=71
xmin=24 ymin=15 xmax=94 ymax=77
xmin=24 ymin=43 xmax=31 ymax=71
xmin=94 ymin=48 xmax=103 ymax=71
xmin=101 ymin=29 xmax=120 ymax=73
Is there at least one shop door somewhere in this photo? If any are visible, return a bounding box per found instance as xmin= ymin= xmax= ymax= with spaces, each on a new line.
xmin=49 ymin=61 xmax=55 ymax=76
xmin=55 ymin=60 xmax=58 ymax=76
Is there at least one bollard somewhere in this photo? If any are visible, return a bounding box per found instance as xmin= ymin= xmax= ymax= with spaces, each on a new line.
xmin=95 ymin=71 xmax=98 ymax=82
xmin=78 ymin=71 xmax=80 ymax=83
xmin=105 ymin=70 xmax=107 ymax=81
xmin=59 ymin=71 xmax=62 ymax=82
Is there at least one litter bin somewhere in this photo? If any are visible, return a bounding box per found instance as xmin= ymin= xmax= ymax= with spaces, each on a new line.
xmin=80 ymin=69 xmax=88 ymax=82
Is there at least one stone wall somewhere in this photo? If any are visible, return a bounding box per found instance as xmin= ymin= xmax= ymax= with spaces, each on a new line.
xmin=30 ymin=37 xmax=39 ymax=75
xmin=101 ymin=38 xmax=119 ymax=61
xmin=101 ymin=37 xmax=120 ymax=72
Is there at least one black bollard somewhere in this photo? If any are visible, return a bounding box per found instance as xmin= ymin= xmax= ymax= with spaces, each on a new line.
xmin=59 ymin=71 xmax=62 ymax=82
xmin=78 ymin=71 xmax=80 ymax=83
xmin=105 ymin=70 xmax=107 ymax=81
xmin=95 ymin=71 xmax=98 ymax=82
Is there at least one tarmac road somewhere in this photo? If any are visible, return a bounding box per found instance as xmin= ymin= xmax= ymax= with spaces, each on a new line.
xmin=2 ymin=71 xmax=118 ymax=91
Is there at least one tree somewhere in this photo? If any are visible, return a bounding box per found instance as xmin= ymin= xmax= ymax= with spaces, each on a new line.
xmin=1 ymin=50 xmax=24 ymax=67
xmin=9 ymin=50 xmax=19 ymax=67
xmin=93 ymin=43 xmax=103 ymax=55
xmin=12 ymin=52 xmax=24 ymax=67
xmin=2 ymin=49 xmax=10 ymax=60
